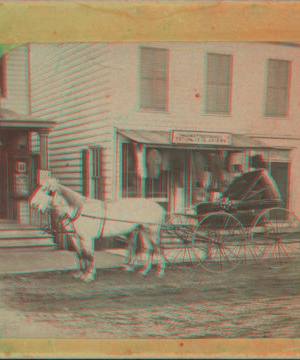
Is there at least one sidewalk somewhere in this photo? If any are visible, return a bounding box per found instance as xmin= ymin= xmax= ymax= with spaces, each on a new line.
xmin=0 ymin=248 xmax=126 ymax=274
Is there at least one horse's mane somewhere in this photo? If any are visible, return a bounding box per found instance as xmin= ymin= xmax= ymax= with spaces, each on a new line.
xmin=56 ymin=182 xmax=84 ymax=213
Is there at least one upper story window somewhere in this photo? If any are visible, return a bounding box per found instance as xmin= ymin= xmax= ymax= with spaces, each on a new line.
xmin=264 ymin=59 xmax=290 ymax=118
xmin=205 ymin=53 xmax=232 ymax=115
xmin=139 ymin=46 xmax=168 ymax=112
xmin=0 ymin=56 xmax=6 ymax=98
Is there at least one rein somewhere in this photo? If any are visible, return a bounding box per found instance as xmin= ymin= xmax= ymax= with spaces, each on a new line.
xmin=50 ymin=193 xmax=107 ymax=238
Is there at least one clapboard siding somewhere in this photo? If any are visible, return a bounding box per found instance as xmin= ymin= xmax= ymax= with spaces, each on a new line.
xmin=30 ymin=44 xmax=114 ymax=198
xmin=51 ymin=122 xmax=110 ymax=137
xmin=1 ymin=45 xmax=28 ymax=114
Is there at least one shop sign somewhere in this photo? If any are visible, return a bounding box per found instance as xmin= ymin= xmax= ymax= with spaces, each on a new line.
xmin=37 ymin=169 xmax=52 ymax=185
xmin=171 ymin=131 xmax=231 ymax=145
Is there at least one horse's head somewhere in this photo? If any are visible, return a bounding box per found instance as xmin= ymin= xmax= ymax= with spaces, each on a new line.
xmin=29 ymin=178 xmax=59 ymax=214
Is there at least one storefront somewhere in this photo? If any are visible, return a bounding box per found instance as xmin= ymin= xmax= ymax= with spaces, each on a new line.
xmin=0 ymin=108 xmax=55 ymax=223
xmin=117 ymin=129 xmax=292 ymax=214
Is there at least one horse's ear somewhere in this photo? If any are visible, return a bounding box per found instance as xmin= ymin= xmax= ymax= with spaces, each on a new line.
xmin=51 ymin=177 xmax=59 ymax=185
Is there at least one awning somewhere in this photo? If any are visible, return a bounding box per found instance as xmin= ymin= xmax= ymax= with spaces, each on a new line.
xmin=0 ymin=108 xmax=55 ymax=130
xmin=118 ymin=129 xmax=283 ymax=151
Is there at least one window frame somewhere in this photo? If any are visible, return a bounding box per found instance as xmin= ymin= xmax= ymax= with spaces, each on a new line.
xmin=138 ymin=46 xmax=169 ymax=112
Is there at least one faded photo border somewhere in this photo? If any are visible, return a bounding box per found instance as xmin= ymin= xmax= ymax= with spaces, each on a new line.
xmin=1 ymin=1 xmax=300 ymax=358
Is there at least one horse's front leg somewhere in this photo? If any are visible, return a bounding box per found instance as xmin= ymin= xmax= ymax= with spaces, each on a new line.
xmin=73 ymin=252 xmax=85 ymax=279
xmin=82 ymin=254 xmax=96 ymax=282
xmin=82 ymin=252 xmax=96 ymax=283
xmin=70 ymin=234 xmax=85 ymax=279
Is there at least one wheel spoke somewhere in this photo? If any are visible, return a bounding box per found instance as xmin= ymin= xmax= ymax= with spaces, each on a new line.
xmin=250 ymin=209 xmax=300 ymax=268
xmin=277 ymin=242 xmax=292 ymax=264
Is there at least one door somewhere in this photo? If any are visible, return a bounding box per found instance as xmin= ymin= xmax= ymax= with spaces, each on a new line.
xmin=270 ymin=162 xmax=289 ymax=209
xmin=0 ymin=147 xmax=7 ymax=218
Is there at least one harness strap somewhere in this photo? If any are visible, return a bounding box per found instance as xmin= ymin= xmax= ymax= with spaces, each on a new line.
xmin=70 ymin=197 xmax=86 ymax=222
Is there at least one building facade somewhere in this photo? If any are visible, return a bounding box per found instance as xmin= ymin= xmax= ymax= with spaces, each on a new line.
xmin=25 ymin=42 xmax=300 ymax=225
xmin=0 ymin=45 xmax=54 ymax=224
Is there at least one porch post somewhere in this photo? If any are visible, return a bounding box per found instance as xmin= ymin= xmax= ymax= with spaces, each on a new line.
xmin=38 ymin=129 xmax=50 ymax=170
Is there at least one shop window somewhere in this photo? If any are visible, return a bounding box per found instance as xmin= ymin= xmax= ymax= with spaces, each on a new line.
xmin=0 ymin=56 xmax=6 ymax=98
xmin=122 ymin=143 xmax=139 ymax=198
xmin=139 ymin=46 xmax=168 ymax=111
xmin=264 ymin=59 xmax=290 ymax=117
xmin=205 ymin=53 xmax=232 ymax=115
xmin=145 ymin=171 xmax=169 ymax=199
xmin=122 ymin=144 xmax=170 ymax=200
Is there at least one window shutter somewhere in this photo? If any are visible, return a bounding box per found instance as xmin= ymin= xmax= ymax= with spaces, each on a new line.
xmin=0 ymin=56 xmax=6 ymax=98
xmin=140 ymin=47 xmax=154 ymax=109
xmin=91 ymin=147 xmax=103 ymax=200
xmin=81 ymin=149 xmax=89 ymax=196
xmin=265 ymin=59 xmax=290 ymax=117
xmin=153 ymin=49 xmax=167 ymax=111
xmin=206 ymin=53 xmax=231 ymax=114
xmin=140 ymin=47 xmax=167 ymax=111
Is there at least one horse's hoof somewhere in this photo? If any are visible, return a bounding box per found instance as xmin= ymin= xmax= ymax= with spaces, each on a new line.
xmin=122 ymin=265 xmax=133 ymax=271
xmin=155 ymin=271 xmax=164 ymax=278
xmin=72 ymin=271 xmax=84 ymax=279
xmin=83 ymin=275 xmax=94 ymax=283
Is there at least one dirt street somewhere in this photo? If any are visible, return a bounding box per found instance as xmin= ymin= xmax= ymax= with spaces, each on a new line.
xmin=1 ymin=261 xmax=300 ymax=338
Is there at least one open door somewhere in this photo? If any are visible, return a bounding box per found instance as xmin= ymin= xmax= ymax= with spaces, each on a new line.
xmin=270 ymin=162 xmax=289 ymax=209
xmin=0 ymin=147 xmax=8 ymax=218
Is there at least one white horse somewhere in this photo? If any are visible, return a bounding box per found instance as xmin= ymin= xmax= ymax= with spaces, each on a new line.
xmin=29 ymin=179 xmax=166 ymax=282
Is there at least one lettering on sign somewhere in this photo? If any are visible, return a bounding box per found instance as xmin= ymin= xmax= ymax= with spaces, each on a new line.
xmin=171 ymin=131 xmax=231 ymax=145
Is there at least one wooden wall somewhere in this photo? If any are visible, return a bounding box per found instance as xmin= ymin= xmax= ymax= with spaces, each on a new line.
xmin=29 ymin=43 xmax=114 ymax=199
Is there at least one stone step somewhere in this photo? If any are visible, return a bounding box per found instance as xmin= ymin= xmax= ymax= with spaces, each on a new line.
xmin=0 ymin=220 xmax=56 ymax=248
xmin=0 ymin=229 xmax=53 ymax=240
xmin=0 ymin=239 xmax=56 ymax=248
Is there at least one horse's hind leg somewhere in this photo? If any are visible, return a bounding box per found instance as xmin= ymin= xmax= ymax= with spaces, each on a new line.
xmin=122 ymin=231 xmax=137 ymax=271
xmin=154 ymin=243 xmax=166 ymax=278
xmin=138 ymin=226 xmax=153 ymax=276
xmin=146 ymin=224 xmax=166 ymax=278
xmin=127 ymin=230 xmax=141 ymax=271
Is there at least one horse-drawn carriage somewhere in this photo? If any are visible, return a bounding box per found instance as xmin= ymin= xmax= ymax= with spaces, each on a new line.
xmin=160 ymin=168 xmax=300 ymax=273
xmin=30 ymin=167 xmax=300 ymax=282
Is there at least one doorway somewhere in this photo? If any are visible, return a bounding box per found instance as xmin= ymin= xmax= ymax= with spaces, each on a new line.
xmin=270 ymin=162 xmax=289 ymax=209
xmin=0 ymin=146 xmax=8 ymax=218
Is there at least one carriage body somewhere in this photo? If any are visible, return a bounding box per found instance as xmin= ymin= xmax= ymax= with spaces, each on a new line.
xmin=160 ymin=169 xmax=300 ymax=272
xmin=194 ymin=169 xmax=282 ymax=227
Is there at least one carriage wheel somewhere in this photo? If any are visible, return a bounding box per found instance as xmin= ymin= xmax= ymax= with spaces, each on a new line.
xmin=249 ymin=208 xmax=300 ymax=269
xmin=160 ymin=214 xmax=198 ymax=264
xmin=191 ymin=212 xmax=244 ymax=273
